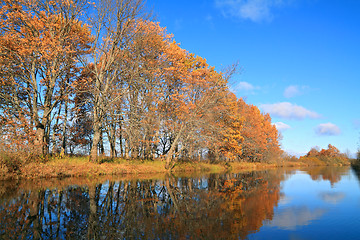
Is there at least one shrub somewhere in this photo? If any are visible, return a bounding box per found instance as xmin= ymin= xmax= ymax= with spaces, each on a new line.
xmin=0 ymin=151 xmax=24 ymax=173
xmin=98 ymin=156 xmax=115 ymax=164
xmin=0 ymin=148 xmax=44 ymax=175
xmin=299 ymin=156 xmax=326 ymax=166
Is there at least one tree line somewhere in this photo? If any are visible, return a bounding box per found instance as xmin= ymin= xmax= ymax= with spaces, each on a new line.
xmin=0 ymin=0 xmax=282 ymax=167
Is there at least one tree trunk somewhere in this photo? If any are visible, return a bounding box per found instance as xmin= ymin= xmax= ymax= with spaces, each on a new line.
xmin=165 ymin=124 xmax=185 ymax=169
xmin=35 ymin=123 xmax=46 ymax=156
xmin=61 ymin=100 xmax=68 ymax=156
xmin=144 ymin=137 xmax=152 ymax=160
xmin=108 ymin=123 xmax=117 ymax=158
xmin=124 ymin=139 xmax=130 ymax=159
xmin=51 ymin=104 xmax=62 ymax=154
xmin=90 ymin=115 xmax=101 ymax=162
xmin=132 ymin=145 xmax=139 ymax=159
xmin=99 ymin=131 xmax=105 ymax=155
xmin=119 ymin=122 xmax=123 ymax=158
xmin=109 ymin=137 xmax=116 ymax=158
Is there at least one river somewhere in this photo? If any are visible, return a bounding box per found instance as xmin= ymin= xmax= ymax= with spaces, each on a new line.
xmin=0 ymin=166 xmax=359 ymax=239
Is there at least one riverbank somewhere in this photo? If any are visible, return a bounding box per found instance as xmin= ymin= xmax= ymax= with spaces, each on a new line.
xmin=0 ymin=155 xmax=351 ymax=181
xmin=0 ymin=156 xmax=256 ymax=180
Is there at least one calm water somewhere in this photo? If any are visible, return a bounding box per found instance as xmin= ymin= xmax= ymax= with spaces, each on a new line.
xmin=0 ymin=167 xmax=359 ymax=239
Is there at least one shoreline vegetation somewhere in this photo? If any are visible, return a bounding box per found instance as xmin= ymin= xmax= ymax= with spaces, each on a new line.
xmin=0 ymin=146 xmax=352 ymax=181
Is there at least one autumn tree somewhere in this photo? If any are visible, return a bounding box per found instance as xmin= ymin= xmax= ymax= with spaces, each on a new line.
xmin=83 ymin=0 xmax=151 ymax=161
xmin=205 ymin=92 xmax=243 ymax=162
xmin=118 ymin=20 xmax=171 ymax=160
xmin=306 ymin=146 xmax=320 ymax=157
xmin=306 ymin=145 xmax=341 ymax=158
xmin=236 ymin=98 xmax=281 ymax=162
xmin=158 ymin=48 xmax=231 ymax=168
xmin=68 ymin=82 xmax=94 ymax=154
xmin=319 ymin=144 xmax=341 ymax=157
xmin=0 ymin=0 xmax=92 ymax=155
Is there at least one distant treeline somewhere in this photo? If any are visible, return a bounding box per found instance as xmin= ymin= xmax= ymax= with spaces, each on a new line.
xmin=298 ymin=144 xmax=350 ymax=166
xmin=0 ymin=0 xmax=281 ymax=167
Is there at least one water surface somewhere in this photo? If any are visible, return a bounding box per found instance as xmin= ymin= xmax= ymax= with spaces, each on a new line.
xmin=0 ymin=167 xmax=359 ymax=239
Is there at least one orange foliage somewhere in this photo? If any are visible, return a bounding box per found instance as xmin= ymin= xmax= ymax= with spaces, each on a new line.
xmin=236 ymin=98 xmax=282 ymax=162
xmin=0 ymin=0 xmax=282 ymax=164
xmin=0 ymin=0 xmax=93 ymax=155
xmin=300 ymin=144 xmax=349 ymax=166
xmin=305 ymin=144 xmax=341 ymax=158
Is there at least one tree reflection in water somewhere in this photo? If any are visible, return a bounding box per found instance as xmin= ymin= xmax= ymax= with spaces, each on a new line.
xmin=0 ymin=170 xmax=285 ymax=239
xmin=351 ymin=164 xmax=360 ymax=187
xmin=304 ymin=166 xmax=350 ymax=186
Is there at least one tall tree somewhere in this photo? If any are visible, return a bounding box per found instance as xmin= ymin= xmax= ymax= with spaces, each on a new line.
xmin=206 ymin=92 xmax=243 ymax=162
xmin=237 ymin=98 xmax=281 ymax=162
xmin=85 ymin=0 xmax=150 ymax=161
xmin=159 ymin=49 xmax=231 ymax=168
xmin=0 ymin=0 xmax=92 ymax=155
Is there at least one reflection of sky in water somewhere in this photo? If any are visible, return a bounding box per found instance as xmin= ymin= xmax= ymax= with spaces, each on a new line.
xmin=319 ymin=192 xmax=345 ymax=204
xmin=266 ymin=206 xmax=327 ymax=230
xmin=249 ymin=168 xmax=360 ymax=240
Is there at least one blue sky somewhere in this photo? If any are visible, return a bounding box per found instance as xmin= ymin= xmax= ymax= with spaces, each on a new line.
xmin=146 ymin=0 xmax=360 ymax=156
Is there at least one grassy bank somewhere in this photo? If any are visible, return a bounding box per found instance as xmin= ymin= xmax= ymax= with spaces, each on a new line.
xmin=0 ymin=155 xmax=248 ymax=180
xmin=0 ymin=153 xmax=351 ymax=181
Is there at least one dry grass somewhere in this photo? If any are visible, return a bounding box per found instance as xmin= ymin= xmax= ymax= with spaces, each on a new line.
xmin=0 ymin=155 xmax=229 ymax=180
xmin=18 ymin=157 xmax=168 ymax=179
xmin=0 ymin=153 xmax=352 ymax=181
xmin=0 ymin=155 xmax=268 ymax=180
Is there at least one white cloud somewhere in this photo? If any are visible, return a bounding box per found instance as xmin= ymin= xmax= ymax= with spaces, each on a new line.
xmin=215 ymin=0 xmax=290 ymax=22
xmin=315 ymin=123 xmax=341 ymax=136
xmin=260 ymin=102 xmax=321 ymax=120
xmin=235 ymin=81 xmax=256 ymax=91
xmin=274 ymin=122 xmax=291 ymax=131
